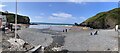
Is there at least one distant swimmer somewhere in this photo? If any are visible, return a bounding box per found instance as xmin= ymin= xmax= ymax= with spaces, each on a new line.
xmin=115 ymin=25 xmax=118 ymax=31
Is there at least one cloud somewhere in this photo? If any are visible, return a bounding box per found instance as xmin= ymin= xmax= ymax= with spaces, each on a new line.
xmin=40 ymin=13 xmax=45 ymax=15
xmin=49 ymin=12 xmax=74 ymax=20
xmin=35 ymin=16 xmax=44 ymax=19
xmin=48 ymin=4 xmax=52 ymax=7
xmin=68 ymin=0 xmax=118 ymax=2
xmin=69 ymin=0 xmax=84 ymax=3
xmin=3 ymin=11 xmax=29 ymax=16
xmin=32 ymin=12 xmax=76 ymax=23
xmin=0 ymin=3 xmax=6 ymax=11
xmin=69 ymin=0 xmax=87 ymax=4
xmin=52 ymin=12 xmax=72 ymax=18
xmin=26 ymin=12 xmax=86 ymax=23
xmin=69 ymin=0 xmax=119 ymax=2
xmin=1 ymin=0 xmax=119 ymax=2
xmin=0 ymin=4 xmax=5 ymax=7
xmin=79 ymin=16 xmax=86 ymax=20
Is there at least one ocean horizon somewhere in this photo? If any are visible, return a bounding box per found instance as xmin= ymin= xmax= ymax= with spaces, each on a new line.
xmin=29 ymin=24 xmax=73 ymax=31
xmin=30 ymin=22 xmax=74 ymax=25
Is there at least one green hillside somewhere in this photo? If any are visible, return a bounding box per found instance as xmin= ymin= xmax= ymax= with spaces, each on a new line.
xmin=80 ymin=8 xmax=120 ymax=29
xmin=0 ymin=11 xmax=30 ymax=24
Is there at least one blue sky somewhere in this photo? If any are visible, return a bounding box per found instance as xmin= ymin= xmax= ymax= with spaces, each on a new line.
xmin=1 ymin=2 xmax=118 ymax=24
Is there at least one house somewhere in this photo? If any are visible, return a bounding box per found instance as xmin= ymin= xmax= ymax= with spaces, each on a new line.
xmin=0 ymin=15 xmax=7 ymax=28
xmin=0 ymin=17 xmax=2 ymax=28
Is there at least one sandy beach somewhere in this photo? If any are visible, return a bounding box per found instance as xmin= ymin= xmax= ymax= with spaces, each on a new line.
xmin=0 ymin=26 xmax=119 ymax=52
xmin=17 ymin=27 xmax=119 ymax=51
xmin=63 ymin=29 xmax=118 ymax=51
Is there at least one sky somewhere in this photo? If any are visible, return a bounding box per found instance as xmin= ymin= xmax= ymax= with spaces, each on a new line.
xmin=0 ymin=2 xmax=119 ymax=24
xmin=0 ymin=0 xmax=119 ymax=2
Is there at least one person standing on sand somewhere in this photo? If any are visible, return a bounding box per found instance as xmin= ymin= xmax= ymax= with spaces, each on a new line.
xmin=94 ymin=30 xmax=98 ymax=35
xmin=8 ymin=23 xmax=10 ymax=28
xmin=90 ymin=30 xmax=98 ymax=35
xmin=7 ymin=23 xmax=11 ymax=31
xmin=2 ymin=25 xmax=5 ymax=34
xmin=65 ymin=29 xmax=67 ymax=32
xmin=10 ymin=24 xmax=13 ymax=31
xmin=63 ymin=30 xmax=64 ymax=32
xmin=115 ymin=25 xmax=118 ymax=31
xmin=90 ymin=32 xmax=93 ymax=35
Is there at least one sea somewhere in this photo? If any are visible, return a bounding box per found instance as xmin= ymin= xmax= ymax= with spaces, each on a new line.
xmin=29 ymin=22 xmax=74 ymax=31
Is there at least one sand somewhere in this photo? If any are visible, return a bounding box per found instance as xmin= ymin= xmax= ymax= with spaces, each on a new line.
xmin=63 ymin=29 xmax=118 ymax=51
xmin=0 ymin=27 xmax=119 ymax=52
xmin=17 ymin=28 xmax=53 ymax=47
xmin=17 ymin=28 xmax=119 ymax=51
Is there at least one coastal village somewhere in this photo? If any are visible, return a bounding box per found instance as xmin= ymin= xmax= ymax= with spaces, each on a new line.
xmin=0 ymin=1 xmax=120 ymax=53
xmin=0 ymin=10 xmax=119 ymax=53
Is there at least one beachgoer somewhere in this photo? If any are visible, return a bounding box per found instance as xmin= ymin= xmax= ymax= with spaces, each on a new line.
xmin=65 ymin=29 xmax=67 ymax=32
xmin=10 ymin=24 xmax=13 ymax=31
xmin=90 ymin=32 xmax=92 ymax=35
xmin=94 ymin=30 xmax=98 ymax=35
xmin=2 ymin=25 xmax=5 ymax=34
xmin=63 ymin=30 xmax=64 ymax=32
xmin=7 ymin=23 xmax=10 ymax=29
xmin=115 ymin=25 xmax=118 ymax=31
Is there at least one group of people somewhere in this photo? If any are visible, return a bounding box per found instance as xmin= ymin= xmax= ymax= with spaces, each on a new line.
xmin=90 ymin=25 xmax=119 ymax=35
xmin=1 ymin=23 xmax=13 ymax=34
xmin=63 ymin=29 xmax=68 ymax=32
xmin=90 ymin=30 xmax=98 ymax=35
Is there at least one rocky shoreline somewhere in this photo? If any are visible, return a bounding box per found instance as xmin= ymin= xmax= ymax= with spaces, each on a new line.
xmin=1 ymin=31 xmax=34 ymax=52
xmin=1 ymin=28 xmax=66 ymax=53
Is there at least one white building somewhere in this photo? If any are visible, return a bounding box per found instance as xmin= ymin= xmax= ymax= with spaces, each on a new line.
xmin=0 ymin=15 xmax=7 ymax=28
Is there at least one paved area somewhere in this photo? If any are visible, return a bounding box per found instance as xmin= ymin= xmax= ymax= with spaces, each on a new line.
xmin=63 ymin=29 xmax=118 ymax=51
xmin=0 ymin=31 xmax=2 ymax=53
xmin=17 ymin=28 xmax=53 ymax=47
xmin=118 ymin=30 xmax=120 ymax=52
xmin=17 ymin=28 xmax=119 ymax=51
xmin=0 ymin=28 xmax=119 ymax=52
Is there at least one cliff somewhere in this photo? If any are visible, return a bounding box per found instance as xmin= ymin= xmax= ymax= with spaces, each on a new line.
xmin=0 ymin=11 xmax=30 ymax=24
xmin=80 ymin=8 xmax=120 ymax=29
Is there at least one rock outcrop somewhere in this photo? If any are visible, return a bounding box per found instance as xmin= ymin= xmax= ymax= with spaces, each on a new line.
xmin=80 ymin=8 xmax=120 ymax=29
xmin=0 ymin=11 xmax=30 ymax=24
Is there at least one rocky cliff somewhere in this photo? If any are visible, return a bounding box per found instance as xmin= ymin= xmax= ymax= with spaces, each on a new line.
xmin=80 ymin=8 xmax=120 ymax=29
xmin=0 ymin=11 xmax=30 ymax=24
